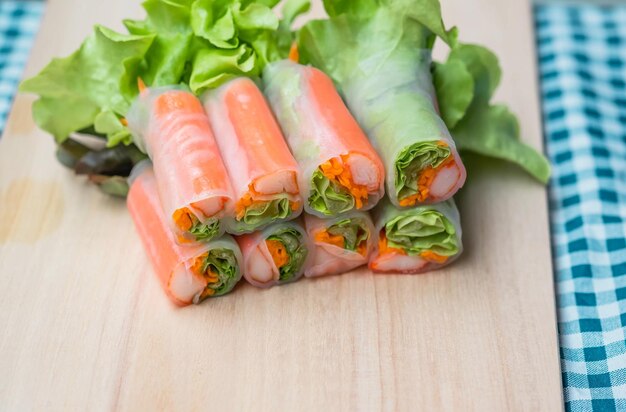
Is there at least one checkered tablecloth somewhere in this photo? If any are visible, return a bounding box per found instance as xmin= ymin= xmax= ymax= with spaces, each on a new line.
xmin=0 ymin=0 xmax=44 ymax=136
xmin=536 ymin=4 xmax=626 ymax=411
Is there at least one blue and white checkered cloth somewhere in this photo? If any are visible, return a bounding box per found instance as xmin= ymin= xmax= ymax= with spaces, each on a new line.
xmin=536 ymin=4 xmax=626 ymax=411
xmin=0 ymin=0 xmax=44 ymax=135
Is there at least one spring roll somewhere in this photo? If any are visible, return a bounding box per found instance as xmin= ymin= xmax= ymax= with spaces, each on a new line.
xmin=202 ymin=78 xmax=303 ymax=234
xmin=370 ymin=197 xmax=462 ymax=274
xmin=299 ymin=16 xmax=467 ymax=208
xmin=127 ymin=87 xmax=234 ymax=243
xmin=237 ymin=220 xmax=311 ymax=288
xmin=127 ymin=163 xmax=243 ymax=305
xmin=263 ymin=60 xmax=385 ymax=218
xmin=304 ymin=212 xmax=376 ymax=278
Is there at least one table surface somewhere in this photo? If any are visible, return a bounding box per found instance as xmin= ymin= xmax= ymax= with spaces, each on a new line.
xmin=0 ymin=0 xmax=563 ymax=410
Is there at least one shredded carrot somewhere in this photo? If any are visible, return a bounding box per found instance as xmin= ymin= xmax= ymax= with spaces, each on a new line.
xmin=172 ymin=207 xmax=194 ymax=232
xmin=314 ymin=230 xmax=345 ymax=249
xmin=137 ymin=77 xmax=146 ymax=93
xmin=398 ymin=151 xmax=454 ymax=207
xmin=191 ymin=252 xmax=219 ymax=300
xmin=319 ymin=154 xmax=370 ymax=209
xmin=420 ymin=250 xmax=449 ymax=264
xmin=120 ymin=117 xmax=128 ymax=126
xmin=288 ymin=42 xmax=299 ymax=63
xmin=266 ymin=239 xmax=289 ymax=269
xmin=378 ymin=231 xmax=407 ymax=256
xmin=356 ymin=240 xmax=368 ymax=256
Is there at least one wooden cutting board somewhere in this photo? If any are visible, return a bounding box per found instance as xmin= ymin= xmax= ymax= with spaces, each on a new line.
xmin=0 ymin=0 xmax=562 ymax=409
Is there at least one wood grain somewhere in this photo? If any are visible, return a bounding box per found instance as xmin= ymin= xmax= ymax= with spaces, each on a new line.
xmin=0 ymin=0 xmax=563 ymax=410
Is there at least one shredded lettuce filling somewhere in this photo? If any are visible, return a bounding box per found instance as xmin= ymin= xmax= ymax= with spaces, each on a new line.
xmin=240 ymin=197 xmax=292 ymax=226
xmin=199 ymin=248 xmax=240 ymax=297
xmin=385 ymin=210 xmax=459 ymax=256
xmin=395 ymin=142 xmax=450 ymax=200
xmin=267 ymin=228 xmax=308 ymax=282
xmin=327 ymin=218 xmax=369 ymax=251
xmin=308 ymin=170 xmax=355 ymax=216
xmin=188 ymin=217 xmax=220 ymax=242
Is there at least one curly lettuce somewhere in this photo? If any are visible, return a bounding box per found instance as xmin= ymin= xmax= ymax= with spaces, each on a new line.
xmin=267 ymin=228 xmax=308 ymax=282
xmin=326 ymin=218 xmax=370 ymax=251
xmin=200 ymin=248 xmax=240 ymax=297
xmin=385 ymin=210 xmax=459 ymax=256
xmin=395 ymin=142 xmax=450 ymax=200
xmin=240 ymin=197 xmax=292 ymax=226
xmin=308 ymin=170 xmax=355 ymax=216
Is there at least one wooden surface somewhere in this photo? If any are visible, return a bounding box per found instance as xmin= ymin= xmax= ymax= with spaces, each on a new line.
xmin=0 ymin=0 xmax=563 ymax=410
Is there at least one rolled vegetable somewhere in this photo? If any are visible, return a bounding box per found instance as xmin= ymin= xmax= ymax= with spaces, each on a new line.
xmin=299 ymin=11 xmax=467 ymax=208
xmin=127 ymin=163 xmax=243 ymax=305
xmin=237 ymin=220 xmax=311 ymax=288
xmin=370 ymin=197 xmax=463 ymax=274
xmin=304 ymin=211 xmax=375 ymax=278
xmin=203 ymin=77 xmax=303 ymax=234
xmin=127 ymin=87 xmax=234 ymax=243
xmin=263 ymin=60 xmax=385 ymax=218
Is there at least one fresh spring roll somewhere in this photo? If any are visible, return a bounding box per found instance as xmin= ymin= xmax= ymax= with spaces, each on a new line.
xmin=127 ymin=87 xmax=234 ymax=243
xmin=370 ymin=197 xmax=462 ymax=274
xmin=237 ymin=220 xmax=311 ymax=288
xmin=127 ymin=163 xmax=243 ymax=305
xmin=263 ymin=60 xmax=385 ymax=217
xmin=304 ymin=212 xmax=376 ymax=278
xmin=202 ymin=78 xmax=303 ymax=234
xmin=298 ymin=14 xmax=466 ymax=208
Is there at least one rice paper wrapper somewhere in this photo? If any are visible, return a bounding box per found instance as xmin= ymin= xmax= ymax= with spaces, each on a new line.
xmin=342 ymin=49 xmax=466 ymax=207
xmin=370 ymin=197 xmax=463 ymax=274
xmin=237 ymin=219 xmax=311 ymax=288
xmin=127 ymin=87 xmax=233 ymax=243
xmin=304 ymin=211 xmax=376 ymax=278
xmin=264 ymin=60 xmax=385 ymax=218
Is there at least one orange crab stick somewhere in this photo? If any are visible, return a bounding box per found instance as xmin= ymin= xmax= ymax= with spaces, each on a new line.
xmin=127 ymin=163 xmax=243 ymax=305
xmin=203 ymin=78 xmax=303 ymax=234
xmin=127 ymin=87 xmax=234 ymax=243
xmin=304 ymin=212 xmax=375 ymax=278
xmin=263 ymin=60 xmax=385 ymax=218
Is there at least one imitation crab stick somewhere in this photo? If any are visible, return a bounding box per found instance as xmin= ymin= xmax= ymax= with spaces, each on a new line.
xmin=263 ymin=60 xmax=385 ymax=218
xmin=369 ymin=197 xmax=463 ymax=274
xmin=304 ymin=212 xmax=375 ymax=278
xmin=127 ymin=87 xmax=234 ymax=243
xmin=237 ymin=220 xmax=311 ymax=288
xmin=202 ymin=78 xmax=303 ymax=234
xmin=127 ymin=162 xmax=243 ymax=305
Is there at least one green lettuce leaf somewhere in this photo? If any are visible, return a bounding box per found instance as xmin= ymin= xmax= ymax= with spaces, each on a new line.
xmin=308 ymin=170 xmax=355 ymax=216
xmin=240 ymin=197 xmax=292 ymax=226
xmin=395 ymin=142 xmax=450 ymax=200
xmin=19 ymin=25 xmax=155 ymax=143
xmin=434 ymin=44 xmax=551 ymax=183
xmin=201 ymin=248 xmax=240 ymax=297
xmin=267 ymin=228 xmax=308 ymax=282
xmin=327 ymin=218 xmax=369 ymax=251
xmin=385 ymin=210 xmax=459 ymax=256
xmin=188 ymin=217 xmax=221 ymax=242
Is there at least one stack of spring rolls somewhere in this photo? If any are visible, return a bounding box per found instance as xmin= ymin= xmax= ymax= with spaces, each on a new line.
xmin=126 ymin=59 xmax=465 ymax=306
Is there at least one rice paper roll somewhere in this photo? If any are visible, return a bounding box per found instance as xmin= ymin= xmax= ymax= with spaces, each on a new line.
xmin=237 ymin=220 xmax=311 ymax=288
xmin=127 ymin=163 xmax=243 ymax=305
xmin=369 ymin=197 xmax=462 ymax=274
xmin=127 ymin=87 xmax=234 ymax=243
xmin=304 ymin=211 xmax=375 ymax=278
xmin=299 ymin=13 xmax=466 ymax=208
xmin=263 ymin=60 xmax=385 ymax=218
xmin=202 ymin=78 xmax=303 ymax=234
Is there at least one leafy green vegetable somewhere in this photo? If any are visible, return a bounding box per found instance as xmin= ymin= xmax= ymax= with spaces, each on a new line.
xmin=188 ymin=217 xmax=221 ymax=242
xmin=239 ymin=197 xmax=292 ymax=226
xmin=385 ymin=210 xmax=459 ymax=256
xmin=327 ymin=218 xmax=369 ymax=252
xmin=433 ymin=44 xmax=551 ymax=183
xmin=395 ymin=142 xmax=450 ymax=200
xmin=308 ymin=170 xmax=355 ymax=216
xmin=267 ymin=228 xmax=308 ymax=282
xmin=200 ymin=248 xmax=240 ymax=297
